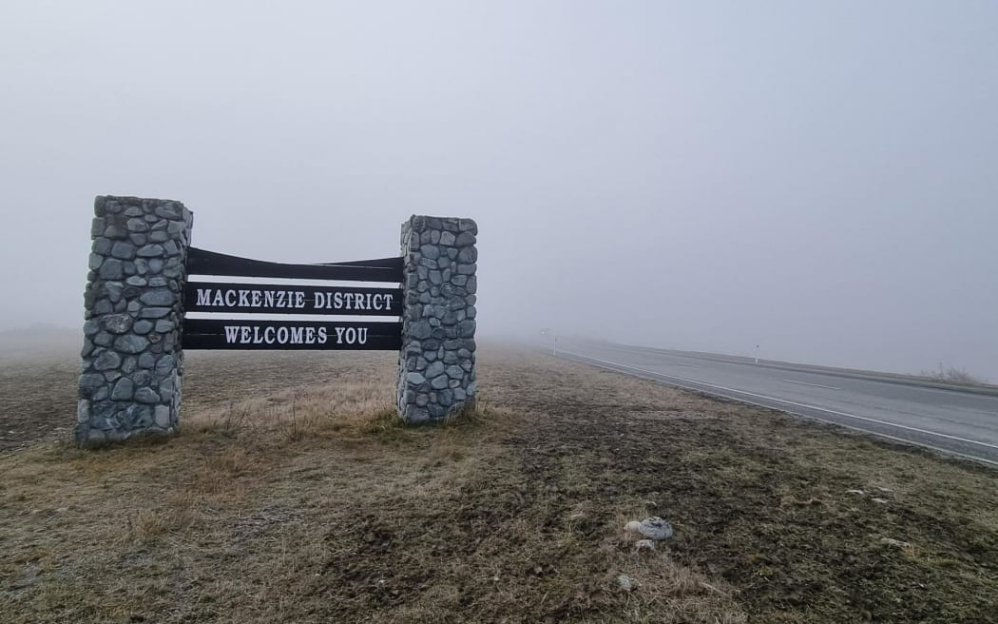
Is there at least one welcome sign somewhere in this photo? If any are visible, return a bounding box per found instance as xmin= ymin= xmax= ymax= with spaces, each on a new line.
xmin=181 ymin=247 xmax=403 ymax=350
xmin=78 ymin=197 xmax=478 ymax=445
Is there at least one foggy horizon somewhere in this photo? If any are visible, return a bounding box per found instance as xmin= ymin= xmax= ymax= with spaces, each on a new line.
xmin=2 ymin=1 xmax=996 ymax=379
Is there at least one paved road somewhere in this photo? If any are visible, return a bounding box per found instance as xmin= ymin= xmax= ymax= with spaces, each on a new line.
xmin=553 ymin=341 xmax=998 ymax=466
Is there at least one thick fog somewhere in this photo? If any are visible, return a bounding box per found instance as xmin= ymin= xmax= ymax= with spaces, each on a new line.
xmin=1 ymin=1 xmax=995 ymax=379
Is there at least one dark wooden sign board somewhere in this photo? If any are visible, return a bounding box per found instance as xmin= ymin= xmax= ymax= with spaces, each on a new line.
xmin=182 ymin=319 xmax=403 ymax=350
xmin=182 ymin=247 xmax=404 ymax=351
xmin=187 ymin=248 xmax=403 ymax=282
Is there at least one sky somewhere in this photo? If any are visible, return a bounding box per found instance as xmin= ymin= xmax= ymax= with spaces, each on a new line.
xmin=1 ymin=1 xmax=995 ymax=379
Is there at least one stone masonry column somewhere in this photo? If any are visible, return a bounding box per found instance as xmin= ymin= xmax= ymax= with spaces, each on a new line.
xmin=77 ymin=196 xmax=194 ymax=446
xmin=397 ymin=216 xmax=478 ymax=422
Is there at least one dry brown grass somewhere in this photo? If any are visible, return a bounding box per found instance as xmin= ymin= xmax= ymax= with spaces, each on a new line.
xmin=1 ymin=347 xmax=996 ymax=623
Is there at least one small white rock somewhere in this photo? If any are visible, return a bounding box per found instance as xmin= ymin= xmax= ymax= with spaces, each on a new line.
xmin=637 ymin=517 xmax=674 ymax=540
xmin=625 ymin=520 xmax=642 ymax=533
xmin=872 ymin=498 xmax=888 ymax=504
xmin=846 ymin=489 xmax=865 ymax=495
xmin=635 ymin=539 xmax=656 ymax=552
xmin=616 ymin=574 xmax=635 ymax=591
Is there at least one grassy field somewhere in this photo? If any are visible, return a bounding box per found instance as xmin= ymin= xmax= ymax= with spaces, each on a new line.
xmin=1 ymin=345 xmax=997 ymax=623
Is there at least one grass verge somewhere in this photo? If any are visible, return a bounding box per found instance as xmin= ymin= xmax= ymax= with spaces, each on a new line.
xmin=1 ymin=348 xmax=996 ymax=623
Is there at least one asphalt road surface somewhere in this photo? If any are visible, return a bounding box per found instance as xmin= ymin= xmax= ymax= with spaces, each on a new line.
xmin=553 ymin=340 xmax=998 ymax=466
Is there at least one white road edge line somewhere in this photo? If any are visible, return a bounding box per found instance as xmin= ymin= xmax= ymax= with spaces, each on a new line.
xmin=784 ymin=379 xmax=841 ymax=391
xmin=557 ymin=349 xmax=998 ymax=452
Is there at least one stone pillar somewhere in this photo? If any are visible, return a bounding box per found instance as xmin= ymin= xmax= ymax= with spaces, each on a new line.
xmin=397 ymin=216 xmax=478 ymax=422
xmin=77 ymin=196 xmax=194 ymax=446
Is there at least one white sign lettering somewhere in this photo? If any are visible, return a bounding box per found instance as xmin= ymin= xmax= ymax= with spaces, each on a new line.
xmin=194 ymin=288 xmax=394 ymax=312
xmin=221 ymin=325 xmax=371 ymax=346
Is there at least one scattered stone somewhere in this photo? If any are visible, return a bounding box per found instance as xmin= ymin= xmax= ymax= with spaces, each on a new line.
xmin=872 ymin=498 xmax=889 ymax=505
xmin=625 ymin=520 xmax=642 ymax=533
xmin=880 ymin=537 xmax=910 ymax=548
xmin=846 ymin=489 xmax=865 ymax=495
xmin=637 ymin=517 xmax=674 ymax=540
xmin=635 ymin=539 xmax=656 ymax=552
xmin=616 ymin=575 xmax=635 ymax=591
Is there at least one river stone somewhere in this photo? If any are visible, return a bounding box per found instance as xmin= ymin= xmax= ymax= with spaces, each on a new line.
xmin=133 ymin=370 xmax=153 ymax=387
xmin=139 ymin=307 xmax=172 ymax=319
xmin=93 ymin=350 xmax=121 ymax=371
xmin=114 ymin=335 xmax=149 ymax=354
xmin=458 ymin=319 xmax=476 ymax=338
xmin=79 ymin=373 xmax=105 ymax=391
xmin=94 ymin=299 xmax=113 ymax=315
xmin=154 ymin=405 xmax=171 ymax=428
xmin=137 ymin=244 xmax=164 ymax=257
xmin=99 ymin=259 xmax=124 ymax=280
xmin=111 ymin=241 xmax=136 ymax=260
xmin=134 ymin=387 xmax=160 ymax=404
xmin=427 ymin=404 xmax=445 ymax=418
xmin=425 ymin=361 xmax=445 ymax=379
xmin=140 ymin=289 xmax=174 ymax=306
xmin=111 ymin=378 xmax=134 ymax=401
xmin=406 ymin=372 xmax=426 ymax=386
xmin=102 ymin=314 xmax=133 ymax=334
xmin=409 ymin=320 xmax=432 ymax=340
xmin=127 ymin=218 xmax=149 ymax=232
xmin=439 ymin=389 xmax=454 ymax=407
xmin=457 ymin=247 xmax=477 ymax=263
xmin=77 ymin=400 xmax=91 ymax=424
xmin=159 ymin=377 xmax=175 ymax=400
xmin=155 ymin=355 xmax=175 ymax=376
